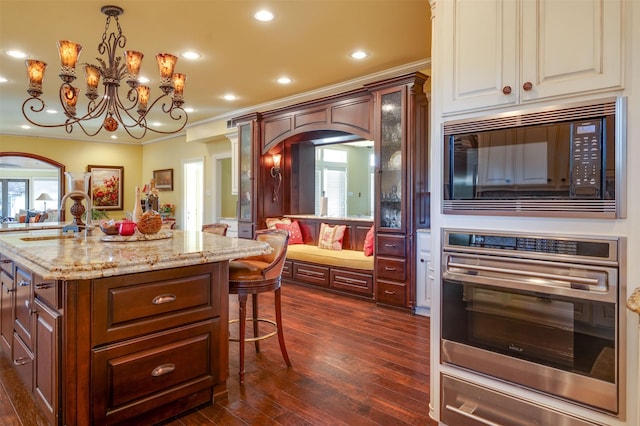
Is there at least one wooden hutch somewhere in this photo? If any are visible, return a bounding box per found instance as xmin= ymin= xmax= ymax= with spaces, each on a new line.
xmin=232 ymin=72 xmax=429 ymax=310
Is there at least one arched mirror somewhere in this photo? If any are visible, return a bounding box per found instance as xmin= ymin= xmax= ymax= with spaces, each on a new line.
xmin=0 ymin=152 xmax=65 ymax=222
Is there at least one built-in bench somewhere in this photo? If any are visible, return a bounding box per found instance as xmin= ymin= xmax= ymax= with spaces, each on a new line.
xmin=280 ymin=216 xmax=374 ymax=299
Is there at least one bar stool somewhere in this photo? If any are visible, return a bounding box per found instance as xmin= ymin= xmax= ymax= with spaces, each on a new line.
xmin=228 ymin=229 xmax=292 ymax=383
xmin=202 ymin=223 xmax=228 ymax=235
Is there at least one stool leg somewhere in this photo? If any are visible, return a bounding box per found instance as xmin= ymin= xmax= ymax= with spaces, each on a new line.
xmin=252 ymin=293 xmax=260 ymax=353
xmin=238 ymin=293 xmax=248 ymax=384
xmin=274 ymin=287 xmax=292 ymax=367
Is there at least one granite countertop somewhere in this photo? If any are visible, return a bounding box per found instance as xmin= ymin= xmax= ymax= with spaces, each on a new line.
xmin=627 ymin=288 xmax=640 ymax=315
xmin=0 ymin=229 xmax=270 ymax=280
xmin=0 ymin=222 xmax=65 ymax=233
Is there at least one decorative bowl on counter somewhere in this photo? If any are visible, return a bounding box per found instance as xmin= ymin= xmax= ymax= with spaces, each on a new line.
xmin=98 ymin=220 xmax=120 ymax=235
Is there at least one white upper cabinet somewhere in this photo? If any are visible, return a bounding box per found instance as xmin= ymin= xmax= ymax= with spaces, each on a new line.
xmin=441 ymin=0 xmax=624 ymax=114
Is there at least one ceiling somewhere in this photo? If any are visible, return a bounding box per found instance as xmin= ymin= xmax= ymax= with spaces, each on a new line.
xmin=0 ymin=0 xmax=431 ymax=145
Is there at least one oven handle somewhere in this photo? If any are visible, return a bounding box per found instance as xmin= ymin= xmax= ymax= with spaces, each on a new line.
xmin=445 ymin=403 xmax=502 ymax=426
xmin=447 ymin=261 xmax=600 ymax=287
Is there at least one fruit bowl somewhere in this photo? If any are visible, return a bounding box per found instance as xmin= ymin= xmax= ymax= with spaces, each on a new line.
xmin=98 ymin=220 xmax=119 ymax=235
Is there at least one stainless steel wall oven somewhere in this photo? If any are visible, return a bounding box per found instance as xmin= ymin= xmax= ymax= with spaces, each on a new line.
xmin=441 ymin=229 xmax=624 ymax=417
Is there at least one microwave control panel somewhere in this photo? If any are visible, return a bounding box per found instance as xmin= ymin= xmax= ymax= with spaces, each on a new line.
xmin=570 ymin=119 xmax=602 ymax=198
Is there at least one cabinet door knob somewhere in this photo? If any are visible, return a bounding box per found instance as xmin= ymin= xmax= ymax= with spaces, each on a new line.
xmin=502 ymin=86 xmax=512 ymax=95
xmin=523 ymin=81 xmax=533 ymax=91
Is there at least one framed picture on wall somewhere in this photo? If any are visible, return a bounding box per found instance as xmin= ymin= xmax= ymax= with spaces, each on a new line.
xmin=153 ymin=169 xmax=173 ymax=191
xmin=88 ymin=165 xmax=124 ymax=210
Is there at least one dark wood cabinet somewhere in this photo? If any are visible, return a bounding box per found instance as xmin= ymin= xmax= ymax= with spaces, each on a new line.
xmin=34 ymin=298 xmax=60 ymax=426
xmin=230 ymin=72 xmax=429 ymax=309
xmin=234 ymin=114 xmax=261 ymax=239
xmin=0 ymin=256 xmax=14 ymax=354
xmin=367 ymin=72 xmax=429 ymax=310
xmin=0 ymin=255 xmax=229 ymax=426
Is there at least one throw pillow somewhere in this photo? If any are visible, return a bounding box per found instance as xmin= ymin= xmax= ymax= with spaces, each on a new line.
xmin=363 ymin=225 xmax=374 ymax=256
xmin=265 ymin=217 xmax=291 ymax=229
xmin=275 ymin=220 xmax=304 ymax=244
xmin=317 ymin=223 xmax=346 ymax=250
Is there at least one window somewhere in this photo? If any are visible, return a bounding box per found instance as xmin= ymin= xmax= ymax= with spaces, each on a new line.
xmin=0 ymin=179 xmax=28 ymax=220
xmin=315 ymin=147 xmax=347 ymax=217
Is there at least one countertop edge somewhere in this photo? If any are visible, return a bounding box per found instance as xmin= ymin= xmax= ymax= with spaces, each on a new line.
xmin=627 ymin=288 xmax=640 ymax=315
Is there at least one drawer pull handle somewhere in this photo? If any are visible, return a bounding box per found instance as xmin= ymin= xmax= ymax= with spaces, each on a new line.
xmin=152 ymin=294 xmax=177 ymax=305
xmin=18 ymin=279 xmax=30 ymax=287
xmin=35 ymin=283 xmax=53 ymax=289
xmin=299 ymin=269 xmax=324 ymax=277
xmin=445 ymin=403 xmax=500 ymax=426
xmin=152 ymin=363 xmax=176 ymax=377
xmin=384 ymin=244 xmax=397 ymax=248
xmin=13 ymin=357 xmax=31 ymax=366
xmin=384 ymin=267 xmax=396 ymax=271
xmin=384 ymin=290 xmax=396 ymax=295
xmin=1 ymin=259 xmax=11 ymax=264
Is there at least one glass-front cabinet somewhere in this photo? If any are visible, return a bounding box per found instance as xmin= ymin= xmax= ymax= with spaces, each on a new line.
xmin=378 ymin=90 xmax=404 ymax=232
xmin=369 ymin=72 xmax=429 ymax=310
xmin=235 ymin=114 xmax=260 ymax=239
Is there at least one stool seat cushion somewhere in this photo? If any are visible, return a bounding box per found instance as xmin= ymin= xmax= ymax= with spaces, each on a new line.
xmin=229 ymin=259 xmax=271 ymax=281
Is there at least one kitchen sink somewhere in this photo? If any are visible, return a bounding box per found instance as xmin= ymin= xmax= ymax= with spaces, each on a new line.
xmin=20 ymin=234 xmax=75 ymax=241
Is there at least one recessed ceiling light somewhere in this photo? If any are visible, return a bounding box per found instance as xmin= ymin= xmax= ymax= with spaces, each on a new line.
xmin=21 ymin=125 xmax=30 ymax=129
xmin=110 ymin=135 xmax=118 ymax=139
xmin=277 ymin=77 xmax=292 ymax=85
xmin=5 ymin=50 xmax=27 ymax=59
xmin=139 ymin=76 xmax=150 ymax=84
xmin=351 ymin=50 xmax=368 ymax=60
xmin=184 ymin=107 xmax=194 ymax=113
xmin=46 ymin=109 xmax=57 ymax=114
xmin=0 ymin=77 xmax=7 ymax=83
xmin=152 ymin=121 xmax=162 ymax=127
xmin=180 ymin=51 xmax=201 ymax=60
xmin=223 ymin=94 xmax=237 ymax=101
xmin=254 ymin=9 xmax=274 ymax=22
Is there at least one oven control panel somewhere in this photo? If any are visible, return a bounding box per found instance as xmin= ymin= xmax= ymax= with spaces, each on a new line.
xmin=445 ymin=230 xmax=617 ymax=261
xmin=570 ymin=119 xmax=603 ymax=198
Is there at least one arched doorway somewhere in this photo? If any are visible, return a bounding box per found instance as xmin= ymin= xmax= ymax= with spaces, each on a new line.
xmin=0 ymin=152 xmax=65 ymax=221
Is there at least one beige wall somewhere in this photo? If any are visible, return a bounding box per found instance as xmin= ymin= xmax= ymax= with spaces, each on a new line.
xmin=1 ymin=134 xmax=143 ymax=220
xmin=142 ymin=134 xmax=233 ymax=227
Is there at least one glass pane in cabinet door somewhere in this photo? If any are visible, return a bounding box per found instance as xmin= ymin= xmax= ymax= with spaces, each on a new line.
xmin=380 ymin=91 xmax=402 ymax=229
xmin=239 ymin=124 xmax=252 ymax=220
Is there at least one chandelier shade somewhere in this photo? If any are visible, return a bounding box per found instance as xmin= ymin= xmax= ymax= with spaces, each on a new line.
xmin=22 ymin=4 xmax=188 ymax=140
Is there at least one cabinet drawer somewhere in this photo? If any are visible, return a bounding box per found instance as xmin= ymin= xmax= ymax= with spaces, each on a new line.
xmin=293 ymin=263 xmax=330 ymax=287
xmin=12 ymin=333 xmax=34 ymax=392
xmin=34 ymin=274 xmax=60 ymax=309
xmin=376 ymin=279 xmax=407 ymax=307
xmin=282 ymin=260 xmax=292 ymax=279
xmin=377 ymin=235 xmax=406 ymax=257
xmin=376 ymin=257 xmax=406 ymax=281
xmin=92 ymin=264 xmax=223 ymax=345
xmin=0 ymin=255 xmax=13 ymax=276
xmin=92 ymin=320 xmax=217 ymax=425
xmin=331 ymin=269 xmax=373 ymax=296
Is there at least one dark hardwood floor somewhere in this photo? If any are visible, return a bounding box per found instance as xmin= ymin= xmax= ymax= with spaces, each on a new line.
xmin=0 ymin=283 xmax=435 ymax=426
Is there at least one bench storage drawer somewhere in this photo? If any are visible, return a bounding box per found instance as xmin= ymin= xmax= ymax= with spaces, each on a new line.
xmin=331 ymin=269 xmax=373 ymax=296
xmin=293 ymin=263 xmax=330 ymax=287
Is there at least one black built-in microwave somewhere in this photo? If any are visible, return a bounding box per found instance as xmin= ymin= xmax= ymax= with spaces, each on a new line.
xmin=443 ymin=97 xmax=626 ymax=218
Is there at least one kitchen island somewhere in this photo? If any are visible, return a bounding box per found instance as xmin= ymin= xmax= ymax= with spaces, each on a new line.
xmin=0 ymin=228 xmax=270 ymax=425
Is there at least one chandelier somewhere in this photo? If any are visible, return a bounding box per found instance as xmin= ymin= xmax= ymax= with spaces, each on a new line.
xmin=22 ymin=5 xmax=188 ymax=139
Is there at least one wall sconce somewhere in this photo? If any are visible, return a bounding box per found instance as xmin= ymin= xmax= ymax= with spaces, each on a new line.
xmin=270 ymin=153 xmax=282 ymax=202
